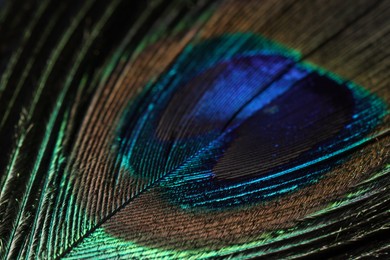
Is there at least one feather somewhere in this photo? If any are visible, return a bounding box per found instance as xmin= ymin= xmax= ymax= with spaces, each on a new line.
xmin=0 ymin=0 xmax=389 ymax=259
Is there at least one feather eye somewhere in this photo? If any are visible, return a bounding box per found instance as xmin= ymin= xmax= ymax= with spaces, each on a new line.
xmin=0 ymin=0 xmax=389 ymax=259
xmin=115 ymin=34 xmax=386 ymax=210
xmin=63 ymin=33 xmax=387 ymax=259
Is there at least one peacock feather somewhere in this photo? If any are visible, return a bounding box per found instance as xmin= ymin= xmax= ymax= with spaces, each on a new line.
xmin=0 ymin=0 xmax=389 ymax=259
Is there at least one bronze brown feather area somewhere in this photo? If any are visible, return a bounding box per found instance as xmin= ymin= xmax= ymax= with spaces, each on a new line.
xmin=0 ymin=0 xmax=389 ymax=259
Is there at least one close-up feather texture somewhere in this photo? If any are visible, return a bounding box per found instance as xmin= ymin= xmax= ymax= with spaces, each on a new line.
xmin=0 ymin=0 xmax=389 ymax=259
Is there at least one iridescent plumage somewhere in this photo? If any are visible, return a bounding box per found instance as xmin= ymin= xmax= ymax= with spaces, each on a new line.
xmin=0 ymin=0 xmax=389 ymax=259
